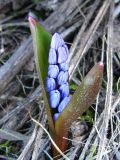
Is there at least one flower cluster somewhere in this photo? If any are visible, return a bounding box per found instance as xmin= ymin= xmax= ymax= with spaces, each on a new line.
xmin=46 ymin=33 xmax=70 ymax=121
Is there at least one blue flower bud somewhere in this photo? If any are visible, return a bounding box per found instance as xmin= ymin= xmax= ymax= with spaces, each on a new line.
xmin=48 ymin=48 xmax=57 ymax=64
xmin=48 ymin=65 xmax=59 ymax=78
xmin=59 ymin=62 xmax=69 ymax=71
xmin=58 ymin=46 xmax=68 ymax=64
xmin=63 ymin=44 xmax=69 ymax=56
xmin=51 ymin=33 xmax=64 ymax=50
xmin=49 ymin=90 xmax=60 ymax=108
xmin=53 ymin=113 xmax=60 ymax=121
xmin=58 ymin=96 xmax=71 ymax=112
xmin=57 ymin=71 xmax=69 ymax=85
xmin=59 ymin=83 xmax=69 ymax=98
xmin=46 ymin=77 xmax=56 ymax=92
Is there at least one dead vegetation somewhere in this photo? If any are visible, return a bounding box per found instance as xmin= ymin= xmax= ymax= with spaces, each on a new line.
xmin=0 ymin=0 xmax=120 ymax=159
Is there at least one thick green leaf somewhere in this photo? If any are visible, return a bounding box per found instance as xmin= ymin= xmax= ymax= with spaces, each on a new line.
xmin=55 ymin=63 xmax=104 ymax=137
xmin=28 ymin=12 xmax=55 ymax=135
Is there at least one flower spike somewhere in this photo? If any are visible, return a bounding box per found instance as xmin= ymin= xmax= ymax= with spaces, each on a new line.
xmin=46 ymin=33 xmax=70 ymax=121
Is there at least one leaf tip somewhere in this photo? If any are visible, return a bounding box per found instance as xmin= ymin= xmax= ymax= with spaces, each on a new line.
xmin=28 ymin=12 xmax=38 ymax=25
xmin=98 ymin=61 xmax=104 ymax=70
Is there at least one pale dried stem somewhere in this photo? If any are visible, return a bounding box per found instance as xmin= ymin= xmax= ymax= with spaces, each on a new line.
xmin=31 ymin=124 xmax=45 ymax=160
xmin=101 ymin=32 xmax=106 ymax=63
xmin=112 ymin=93 xmax=120 ymax=111
xmin=17 ymin=126 xmax=38 ymax=160
xmin=95 ymin=92 xmax=100 ymax=123
xmin=95 ymin=30 xmax=106 ymax=125
xmin=97 ymin=2 xmax=114 ymax=159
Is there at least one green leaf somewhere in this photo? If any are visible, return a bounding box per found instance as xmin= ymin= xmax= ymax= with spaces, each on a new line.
xmin=55 ymin=63 xmax=104 ymax=137
xmin=28 ymin=12 xmax=55 ymax=135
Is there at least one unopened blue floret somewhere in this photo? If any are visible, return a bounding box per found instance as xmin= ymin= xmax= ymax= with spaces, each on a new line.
xmin=57 ymin=71 xmax=68 ymax=85
xmin=48 ymin=48 xmax=57 ymax=64
xmin=49 ymin=90 xmax=60 ymax=108
xmin=46 ymin=77 xmax=56 ymax=92
xmin=59 ymin=62 xmax=69 ymax=71
xmin=48 ymin=65 xmax=59 ymax=78
xmin=51 ymin=33 xmax=64 ymax=50
xmin=59 ymin=83 xmax=69 ymax=98
xmin=58 ymin=96 xmax=71 ymax=112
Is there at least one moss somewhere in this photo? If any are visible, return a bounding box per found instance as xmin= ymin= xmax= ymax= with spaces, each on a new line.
xmin=0 ymin=141 xmax=17 ymax=157
xmin=79 ymin=109 xmax=94 ymax=125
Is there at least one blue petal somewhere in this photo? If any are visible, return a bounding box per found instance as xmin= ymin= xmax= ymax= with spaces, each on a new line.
xmin=59 ymin=62 xmax=69 ymax=71
xmin=57 ymin=71 xmax=69 ymax=85
xmin=51 ymin=33 xmax=64 ymax=50
xmin=53 ymin=113 xmax=60 ymax=121
xmin=59 ymin=83 xmax=69 ymax=98
xmin=58 ymin=46 xmax=68 ymax=63
xmin=58 ymin=96 xmax=71 ymax=112
xmin=49 ymin=90 xmax=60 ymax=108
xmin=48 ymin=48 xmax=57 ymax=64
xmin=48 ymin=65 xmax=59 ymax=78
xmin=46 ymin=77 xmax=56 ymax=92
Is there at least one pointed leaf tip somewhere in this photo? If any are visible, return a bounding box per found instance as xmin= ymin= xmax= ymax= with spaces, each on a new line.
xmin=28 ymin=12 xmax=38 ymax=25
xmin=98 ymin=61 xmax=104 ymax=70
